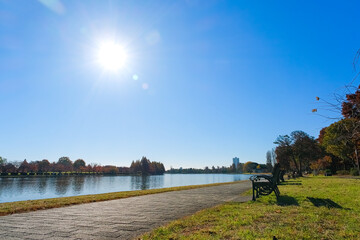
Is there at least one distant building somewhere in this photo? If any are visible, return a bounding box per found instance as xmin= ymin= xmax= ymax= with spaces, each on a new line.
xmin=233 ymin=157 xmax=240 ymax=169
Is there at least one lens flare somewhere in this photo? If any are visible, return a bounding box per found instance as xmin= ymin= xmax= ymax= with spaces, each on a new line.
xmin=142 ymin=83 xmax=149 ymax=90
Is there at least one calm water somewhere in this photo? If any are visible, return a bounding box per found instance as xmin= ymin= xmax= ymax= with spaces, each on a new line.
xmin=0 ymin=174 xmax=251 ymax=203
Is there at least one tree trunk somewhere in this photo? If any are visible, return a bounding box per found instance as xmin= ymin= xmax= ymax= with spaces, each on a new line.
xmin=291 ymin=155 xmax=300 ymax=175
xmin=298 ymin=159 xmax=303 ymax=176
xmin=355 ymin=147 xmax=360 ymax=175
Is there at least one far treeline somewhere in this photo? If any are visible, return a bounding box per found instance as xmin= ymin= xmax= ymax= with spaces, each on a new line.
xmin=268 ymin=84 xmax=360 ymax=177
xmin=167 ymin=162 xmax=270 ymax=174
xmin=0 ymin=156 xmax=165 ymax=176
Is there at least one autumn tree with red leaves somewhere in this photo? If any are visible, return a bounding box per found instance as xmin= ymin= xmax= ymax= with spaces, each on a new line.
xmin=342 ymin=86 xmax=360 ymax=119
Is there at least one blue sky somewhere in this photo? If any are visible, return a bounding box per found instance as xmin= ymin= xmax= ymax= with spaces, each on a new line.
xmin=0 ymin=0 xmax=359 ymax=168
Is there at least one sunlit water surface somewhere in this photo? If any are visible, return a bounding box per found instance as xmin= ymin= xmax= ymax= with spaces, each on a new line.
xmin=0 ymin=174 xmax=252 ymax=203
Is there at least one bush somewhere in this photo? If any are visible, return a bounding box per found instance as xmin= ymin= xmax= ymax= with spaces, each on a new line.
xmin=350 ymin=168 xmax=360 ymax=176
xmin=336 ymin=170 xmax=350 ymax=175
xmin=324 ymin=169 xmax=332 ymax=176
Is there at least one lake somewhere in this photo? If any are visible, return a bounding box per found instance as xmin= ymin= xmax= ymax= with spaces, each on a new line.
xmin=0 ymin=174 xmax=252 ymax=203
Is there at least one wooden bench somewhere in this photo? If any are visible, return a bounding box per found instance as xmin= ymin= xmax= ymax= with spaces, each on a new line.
xmin=249 ymin=163 xmax=281 ymax=201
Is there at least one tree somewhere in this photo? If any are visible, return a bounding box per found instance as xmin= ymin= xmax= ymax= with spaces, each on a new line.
xmin=57 ymin=157 xmax=73 ymax=172
xmin=310 ymin=156 xmax=332 ymax=172
xmin=237 ymin=163 xmax=244 ymax=173
xmin=0 ymin=157 xmax=7 ymax=173
xmin=3 ymin=163 xmax=16 ymax=174
xmin=275 ymin=134 xmax=296 ymax=172
xmin=130 ymin=157 xmax=165 ymax=175
xmin=140 ymin=157 xmax=150 ymax=175
xmin=318 ymin=127 xmax=328 ymax=144
xmin=130 ymin=160 xmax=141 ymax=173
xmin=271 ymin=149 xmax=277 ymax=166
xmin=18 ymin=160 xmax=30 ymax=174
xmin=342 ymin=86 xmax=360 ymax=119
xmin=0 ymin=156 xmax=7 ymax=166
xmin=230 ymin=163 xmax=236 ymax=173
xmin=102 ymin=165 xmax=119 ymax=174
xmin=38 ymin=159 xmax=50 ymax=173
xmin=314 ymin=80 xmax=360 ymax=174
xmin=73 ymin=159 xmax=86 ymax=172
xmin=321 ymin=118 xmax=360 ymax=174
xmin=266 ymin=150 xmax=273 ymax=172
xmin=243 ymin=161 xmax=258 ymax=173
xmin=274 ymin=131 xmax=321 ymax=176
xmin=292 ymin=131 xmax=322 ymax=173
xmin=312 ymin=50 xmax=360 ymax=173
xmin=149 ymin=161 xmax=165 ymax=174
xmin=28 ymin=161 xmax=38 ymax=173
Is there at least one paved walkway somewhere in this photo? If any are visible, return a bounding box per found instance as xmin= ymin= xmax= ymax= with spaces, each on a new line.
xmin=0 ymin=181 xmax=251 ymax=240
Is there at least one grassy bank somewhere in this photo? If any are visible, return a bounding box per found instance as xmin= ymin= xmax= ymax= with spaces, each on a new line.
xmin=0 ymin=180 xmax=244 ymax=216
xmin=141 ymin=177 xmax=360 ymax=239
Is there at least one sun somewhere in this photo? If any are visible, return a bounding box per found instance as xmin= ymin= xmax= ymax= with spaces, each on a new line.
xmin=97 ymin=41 xmax=127 ymax=71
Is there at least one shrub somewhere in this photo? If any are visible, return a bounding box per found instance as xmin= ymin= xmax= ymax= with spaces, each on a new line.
xmin=350 ymin=168 xmax=360 ymax=176
xmin=336 ymin=170 xmax=350 ymax=175
xmin=324 ymin=169 xmax=332 ymax=176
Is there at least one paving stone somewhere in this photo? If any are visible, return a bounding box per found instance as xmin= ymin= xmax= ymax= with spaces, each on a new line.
xmin=71 ymin=233 xmax=101 ymax=240
xmin=0 ymin=181 xmax=251 ymax=240
xmin=50 ymin=231 xmax=73 ymax=237
xmin=0 ymin=236 xmax=23 ymax=240
xmin=22 ymin=234 xmax=48 ymax=240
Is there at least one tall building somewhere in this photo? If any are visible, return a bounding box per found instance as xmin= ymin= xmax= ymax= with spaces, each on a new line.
xmin=233 ymin=157 xmax=240 ymax=169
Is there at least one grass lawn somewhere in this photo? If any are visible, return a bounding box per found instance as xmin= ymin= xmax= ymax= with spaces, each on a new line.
xmin=0 ymin=180 xmax=243 ymax=216
xmin=141 ymin=177 xmax=360 ymax=240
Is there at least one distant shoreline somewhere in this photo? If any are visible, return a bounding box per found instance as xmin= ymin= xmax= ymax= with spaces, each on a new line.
xmin=0 ymin=172 xmax=163 ymax=178
xmin=0 ymin=172 xmax=261 ymax=178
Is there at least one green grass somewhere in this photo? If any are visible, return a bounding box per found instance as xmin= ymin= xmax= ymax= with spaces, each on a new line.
xmin=141 ymin=177 xmax=360 ymax=240
xmin=0 ymin=181 xmax=243 ymax=216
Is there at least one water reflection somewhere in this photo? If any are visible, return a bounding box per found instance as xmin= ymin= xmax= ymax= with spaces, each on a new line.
xmin=131 ymin=175 xmax=149 ymax=190
xmin=72 ymin=177 xmax=85 ymax=194
xmin=0 ymin=178 xmax=15 ymax=200
xmin=0 ymin=173 xmax=252 ymax=203
xmin=55 ymin=177 xmax=71 ymax=195
xmin=130 ymin=175 xmax=164 ymax=190
xmin=38 ymin=177 xmax=48 ymax=195
xmin=16 ymin=177 xmax=27 ymax=195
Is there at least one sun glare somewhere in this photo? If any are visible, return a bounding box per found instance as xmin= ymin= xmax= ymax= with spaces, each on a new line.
xmin=97 ymin=41 xmax=127 ymax=71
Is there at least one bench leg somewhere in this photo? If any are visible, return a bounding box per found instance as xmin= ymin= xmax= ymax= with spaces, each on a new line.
xmin=274 ymin=186 xmax=280 ymax=199
xmin=252 ymin=184 xmax=256 ymax=201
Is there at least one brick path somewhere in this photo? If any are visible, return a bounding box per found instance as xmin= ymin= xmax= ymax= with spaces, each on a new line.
xmin=0 ymin=181 xmax=251 ymax=240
